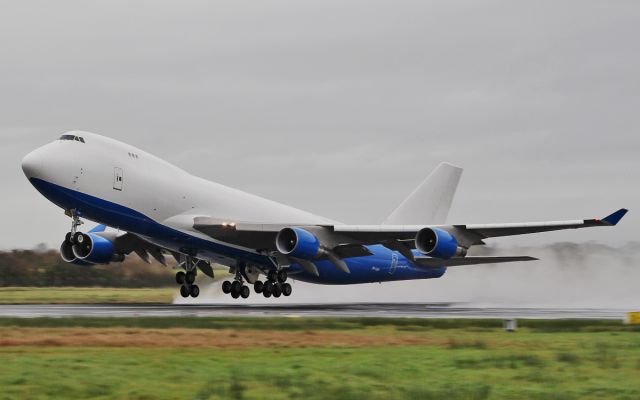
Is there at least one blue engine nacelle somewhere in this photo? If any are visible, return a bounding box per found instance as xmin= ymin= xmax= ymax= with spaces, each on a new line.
xmin=415 ymin=227 xmax=466 ymax=259
xmin=275 ymin=227 xmax=321 ymax=259
xmin=70 ymin=232 xmax=124 ymax=264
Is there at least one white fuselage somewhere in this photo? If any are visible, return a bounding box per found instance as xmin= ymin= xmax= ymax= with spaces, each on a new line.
xmin=22 ymin=132 xmax=336 ymax=259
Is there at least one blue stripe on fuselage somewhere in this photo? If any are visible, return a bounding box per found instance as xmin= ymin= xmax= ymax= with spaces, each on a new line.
xmin=29 ymin=178 xmax=446 ymax=284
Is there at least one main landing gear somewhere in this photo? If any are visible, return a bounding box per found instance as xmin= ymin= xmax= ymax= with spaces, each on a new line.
xmin=177 ymin=256 xmax=199 ymax=298
xmin=221 ymin=271 xmax=250 ymax=299
xmin=253 ymin=269 xmax=292 ymax=299
xmin=221 ymin=267 xmax=292 ymax=299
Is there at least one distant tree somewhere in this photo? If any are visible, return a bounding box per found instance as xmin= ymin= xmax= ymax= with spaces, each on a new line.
xmin=0 ymin=250 xmax=176 ymax=287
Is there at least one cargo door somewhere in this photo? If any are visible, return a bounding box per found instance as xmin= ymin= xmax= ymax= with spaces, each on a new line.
xmin=113 ymin=167 xmax=123 ymax=191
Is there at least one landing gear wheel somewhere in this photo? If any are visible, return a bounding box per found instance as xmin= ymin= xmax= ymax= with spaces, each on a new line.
xmin=277 ymin=270 xmax=288 ymax=283
xmin=254 ymin=281 xmax=264 ymax=293
xmin=73 ymin=232 xmax=84 ymax=244
xmin=231 ymin=289 xmax=240 ymax=299
xmin=222 ymin=281 xmax=232 ymax=294
xmin=65 ymin=232 xmax=72 ymax=244
xmin=176 ymin=271 xmax=186 ymax=284
xmin=231 ymin=281 xmax=242 ymax=293
xmin=281 ymin=283 xmax=292 ymax=296
xmin=190 ymin=284 xmax=200 ymax=298
xmin=185 ymin=271 xmax=196 ymax=284
xmin=240 ymin=286 xmax=250 ymax=299
xmin=272 ymin=284 xmax=282 ymax=298
xmin=263 ymin=282 xmax=273 ymax=298
xmin=180 ymin=285 xmax=190 ymax=298
xmin=267 ymin=270 xmax=277 ymax=282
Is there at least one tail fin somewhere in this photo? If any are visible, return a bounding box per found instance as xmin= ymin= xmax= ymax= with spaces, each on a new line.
xmin=383 ymin=162 xmax=463 ymax=225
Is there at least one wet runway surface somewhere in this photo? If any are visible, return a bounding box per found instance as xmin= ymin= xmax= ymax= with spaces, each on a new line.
xmin=0 ymin=303 xmax=630 ymax=319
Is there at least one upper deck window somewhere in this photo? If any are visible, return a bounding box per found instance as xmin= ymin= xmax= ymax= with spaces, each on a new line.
xmin=59 ymin=134 xmax=85 ymax=143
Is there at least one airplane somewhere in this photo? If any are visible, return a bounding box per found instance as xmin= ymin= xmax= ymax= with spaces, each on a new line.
xmin=21 ymin=131 xmax=628 ymax=299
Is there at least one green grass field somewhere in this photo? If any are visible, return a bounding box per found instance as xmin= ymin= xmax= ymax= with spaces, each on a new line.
xmin=0 ymin=287 xmax=175 ymax=304
xmin=0 ymin=317 xmax=639 ymax=399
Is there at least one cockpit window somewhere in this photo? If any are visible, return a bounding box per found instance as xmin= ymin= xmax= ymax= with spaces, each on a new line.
xmin=59 ymin=134 xmax=85 ymax=143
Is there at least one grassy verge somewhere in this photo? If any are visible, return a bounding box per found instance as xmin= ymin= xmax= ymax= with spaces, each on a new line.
xmin=0 ymin=318 xmax=638 ymax=399
xmin=0 ymin=287 xmax=175 ymax=304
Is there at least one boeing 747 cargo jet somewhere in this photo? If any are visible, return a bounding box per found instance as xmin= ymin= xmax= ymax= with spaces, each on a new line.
xmin=21 ymin=132 xmax=627 ymax=299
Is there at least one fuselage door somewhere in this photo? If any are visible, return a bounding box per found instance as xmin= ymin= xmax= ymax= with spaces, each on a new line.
xmin=389 ymin=251 xmax=398 ymax=275
xmin=113 ymin=167 xmax=123 ymax=191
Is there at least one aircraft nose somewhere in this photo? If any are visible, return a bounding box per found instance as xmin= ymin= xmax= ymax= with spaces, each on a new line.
xmin=21 ymin=148 xmax=44 ymax=179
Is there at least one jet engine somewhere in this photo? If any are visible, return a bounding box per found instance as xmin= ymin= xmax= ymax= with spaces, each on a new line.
xmin=275 ymin=227 xmax=321 ymax=259
xmin=415 ymin=227 xmax=466 ymax=259
xmin=69 ymin=232 xmax=125 ymax=264
xmin=59 ymin=237 xmax=92 ymax=266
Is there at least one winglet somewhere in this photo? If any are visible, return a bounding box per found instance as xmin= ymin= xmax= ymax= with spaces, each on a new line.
xmin=602 ymin=208 xmax=628 ymax=226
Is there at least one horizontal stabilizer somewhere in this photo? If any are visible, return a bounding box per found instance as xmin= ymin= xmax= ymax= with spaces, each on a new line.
xmin=415 ymin=256 xmax=538 ymax=268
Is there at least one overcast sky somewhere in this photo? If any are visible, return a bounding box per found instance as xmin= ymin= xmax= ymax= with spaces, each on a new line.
xmin=0 ymin=0 xmax=638 ymax=250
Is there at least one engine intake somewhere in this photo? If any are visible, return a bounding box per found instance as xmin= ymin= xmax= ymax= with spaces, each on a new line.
xmin=71 ymin=233 xmax=124 ymax=264
xmin=415 ymin=227 xmax=466 ymax=259
xmin=275 ymin=227 xmax=321 ymax=260
xmin=59 ymin=240 xmax=91 ymax=266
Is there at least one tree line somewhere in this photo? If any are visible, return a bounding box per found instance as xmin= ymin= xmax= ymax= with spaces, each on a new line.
xmin=0 ymin=250 xmax=176 ymax=287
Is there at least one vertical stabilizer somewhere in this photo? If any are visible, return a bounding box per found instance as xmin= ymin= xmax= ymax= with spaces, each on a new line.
xmin=383 ymin=162 xmax=463 ymax=225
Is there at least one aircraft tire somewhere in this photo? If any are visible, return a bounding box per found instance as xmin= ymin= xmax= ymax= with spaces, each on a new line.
xmin=185 ymin=271 xmax=196 ymax=284
xmin=190 ymin=284 xmax=200 ymax=298
xmin=231 ymin=290 xmax=240 ymax=299
xmin=277 ymin=270 xmax=287 ymax=283
xmin=254 ymin=281 xmax=264 ymax=293
xmin=267 ymin=270 xmax=277 ymax=282
xmin=231 ymin=281 xmax=242 ymax=294
xmin=263 ymin=282 xmax=273 ymax=297
xmin=272 ymin=285 xmax=282 ymax=298
xmin=222 ymin=281 xmax=232 ymax=294
xmin=282 ymin=283 xmax=292 ymax=296
xmin=72 ymin=232 xmax=84 ymax=244
xmin=176 ymin=271 xmax=186 ymax=284
xmin=180 ymin=285 xmax=190 ymax=298
xmin=240 ymin=286 xmax=250 ymax=299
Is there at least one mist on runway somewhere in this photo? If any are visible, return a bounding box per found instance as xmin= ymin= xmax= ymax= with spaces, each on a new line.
xmin=174 ymin=241 xmax=640 ymax=308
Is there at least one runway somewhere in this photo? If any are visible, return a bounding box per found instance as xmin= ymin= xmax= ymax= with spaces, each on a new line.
xmin=0 ymin=303 xmax=630 ymax=319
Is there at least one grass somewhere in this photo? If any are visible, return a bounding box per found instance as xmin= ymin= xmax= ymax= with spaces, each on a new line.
xmin=0 ymin=287 xmax=175 ymax=304
xmin=0 ymin=317 xmax=639 ymax=399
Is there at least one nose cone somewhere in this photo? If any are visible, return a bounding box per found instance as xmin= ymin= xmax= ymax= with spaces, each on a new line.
xmin=21 ymin=148 xmax=44 ymax=179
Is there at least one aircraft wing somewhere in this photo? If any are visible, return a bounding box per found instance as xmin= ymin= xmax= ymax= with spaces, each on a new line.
xmin=87 ymin=224 xmax=208 ymax=273
xmin=330 ymin=208 xmax=629 ymax=248
xmin=194 ymin=208 xmax=627 ymax=253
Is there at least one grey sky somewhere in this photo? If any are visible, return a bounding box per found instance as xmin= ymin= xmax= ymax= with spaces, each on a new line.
xmin=1 ymin=0 xmax=638 ymax=249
